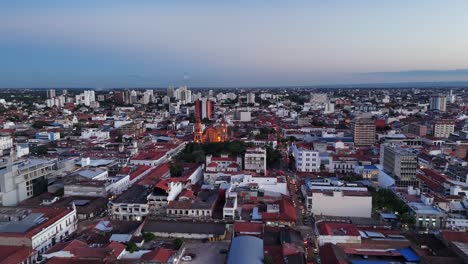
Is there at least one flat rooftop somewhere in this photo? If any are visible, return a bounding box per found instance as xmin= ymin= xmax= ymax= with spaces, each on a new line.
xmin=113 ymin=185 xmax=151 ymax=204
xmin=143 ymin=221 xmax=226 ymax=235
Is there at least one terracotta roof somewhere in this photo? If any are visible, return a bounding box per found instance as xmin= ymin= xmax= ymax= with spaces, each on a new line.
xmin=318 ymin=222 xmax=360 ymax=236
xmin=0 ymin=246 xmax=36 ymax=264
xmin=0 ymin=207 xmax=73 ymax=238
xmin=105 ymin=241 xmax=126 ymax=258
xmin=129 ymin=165 xmax=152 ymax=180
xmin=262 ymin=196 xmax=297 ymax=223
xmin=207 ymin=162 xmax=218 ymax=167
xmin=441 ymin=231 xmax=468 ymax=243
xmin=141 ymin=248 xmax=175 ymax=262
xmin=178 ymin=189 xmax=195 ymax=200
xmin=137 ymin=163 xmax=170 ymax=187
xmin=233 ymin=221 xmax=263 ymax=235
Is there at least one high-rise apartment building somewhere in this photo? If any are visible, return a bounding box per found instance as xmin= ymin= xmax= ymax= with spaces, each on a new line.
xmin=46 ymin=89 xmax=56 ymax=99
xmin=351 ymin=117 xmax=376 ymax=146
xmin=310 ymin=93 xmax=328 ymax=105
xmin=167 ymin=86 xmax=175 ymax=98
xmin=291 ymin=143 xmax=321 ymax=172
xmin=407 ymin=123 xmax=427 ymax=137
xmin=432 ymin=119 xmax=455 ymax=138
xmin=244 ymin=148 xmax=267 ymax=175
xmin=195 ymin=98 xmax=213 ymax=120
xmin=429 ymin=94 xmax=447 ymax=112
xmin=247 ymin=93 xmax=256 ymax=104
xmin=381 ymin=144 xmax=419 ymax=187
xmin=75 ymin=90 xmax=95 ymax=106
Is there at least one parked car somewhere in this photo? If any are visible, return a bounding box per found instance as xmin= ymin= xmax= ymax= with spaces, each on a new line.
xmin=181 ymin=256 xmax=192 ymax=261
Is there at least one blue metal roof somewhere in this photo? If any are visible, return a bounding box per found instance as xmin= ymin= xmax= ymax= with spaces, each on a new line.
xmin=397 ymin=247 xmax=420 ymax=262
xmin=351 ymin=261 xmax=393 ymax=264
xmin=227 ymin=236 xmax=263 ymax=264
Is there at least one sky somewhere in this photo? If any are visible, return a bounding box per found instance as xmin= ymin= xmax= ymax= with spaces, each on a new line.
xmin=1 ymin=0 xmax=468 ymax=88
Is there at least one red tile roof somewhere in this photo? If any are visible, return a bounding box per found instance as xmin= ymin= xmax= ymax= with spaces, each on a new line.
xmin=262 ymin=196 xmax=297 ymax=223
xmin=178 ymin=189 xmax=195 ymax=200
xmin=105 ymin=241 xmax=126 ymax=258
xmin=318 ymin=222 xmax=360 ymax=236
xmin=137 ymin=163 xmax=170 ymax=187
xmin=129 ymin=165 xmax=152 ymax=180
xmin=441 ymin=231 xmax=468 ymax=243
xmin=141 ymin=248 xmax=175 ymax=262
xmin=233 ymin=221 xmax=263 ymax=235
xmin=207 ymin=162 xmax=218 ymax=167
xmin=0 ymin=246 xmax=36 ymax=264
xmin=0 ymin=207 xmax=73 ymax=238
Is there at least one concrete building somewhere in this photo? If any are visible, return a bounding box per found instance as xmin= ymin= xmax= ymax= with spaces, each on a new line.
xmin=381 ymin=144 xmax=419 ymax=187
xmin=235 ymin=111 xmax=252 ymax=122
xmin=130 ymin=151 xmax=166 ymax=167
xmin=310 ymin=93 xmax=328 ymax=105
xmin=108 ymin=185 xmax=152 ymax=221
xmin=432 ymin=119 xmax=455 ymax=138
xmin=247 ymin=93 xmax=256 ymax=104
xmin=291 ymin=143 xmax=321 ymax=172
xmin=75 ymin=90 xmax=95 ymax=106
xmin=244 ymin=148 xmax=267 ymax=175
xmin=80 ymin=129 xmax=110 ymax=140
xmin=64 ymin=174 xmax=129 ymax=197
xmin=302 ymin=179 xmax=372 ymax=218
xmin=46 ymin=89 xmax=56 ymax=99
xmin=324 ymin=102 xmax=335 ymax=114
xmin=195 ymin=97 xmax=213 ymax=120
xmin=429 ymin=94 xmax=447 ymax=112
xmin=35 ymin=132 xmax=60 ymax=141
xmin=0 ymin=135 xmax=13 ymax=156
xmin=352 ymin=117 xmax=376 ymax=146
xmin=394 ymin=189 xmax=446 ymax=230
xmin=205 ymin=154 xmax=242 ymax=173
xmin=0 ymin=206 xmax=77 ymax=262
xmin=142 ymin=221 xmax=227 ymax=240
xmin=317 ymin=222 xmax=361 ymax=246
xmin=0 ymin=158 xmax=57 ymax=206
xmin=407 ymin=123 xmax=427 ymax=137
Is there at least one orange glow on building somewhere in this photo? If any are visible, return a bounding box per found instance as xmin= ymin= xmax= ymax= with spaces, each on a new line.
xmin=193 ymin=119 xmax=228 ymax=143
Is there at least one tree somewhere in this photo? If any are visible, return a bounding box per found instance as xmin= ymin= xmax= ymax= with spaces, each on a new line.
xmin=266 ymin=146 xmax=282 ymax=169
xmin=143 ymin=232 xmax=156 ymax=242
xmin=170 ymin=163 xmax=184 ymax=177
xmin=400 ymin=212 xmax=415 ymax=226
xmin=173 ymin=238 xmax=183 ymax=249
xmin=32 ymin=120 xmax=48 ymax=129
xmin=264 ymin=255 xmax=274 ymax=264
xmin=126 ymin=242 xmax=139 ymax=253
xmin=202 ymin=117 xmax=212 ymax=124
xmin=32 ymin=145 xmax=48 ymax=155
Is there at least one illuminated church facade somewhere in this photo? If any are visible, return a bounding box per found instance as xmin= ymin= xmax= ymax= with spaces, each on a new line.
xmin=194 ymin=119 xmax=228 ymax=143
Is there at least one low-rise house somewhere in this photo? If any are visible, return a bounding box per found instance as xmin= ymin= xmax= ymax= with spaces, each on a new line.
xmin=109 ymin=185 xmax=152 ymax=221
xmin=0 ymin=206 xmax=77 ymax=262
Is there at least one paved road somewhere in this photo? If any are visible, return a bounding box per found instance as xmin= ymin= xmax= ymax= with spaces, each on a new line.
xmin=179 ymin=240 xmax=230 ymax=264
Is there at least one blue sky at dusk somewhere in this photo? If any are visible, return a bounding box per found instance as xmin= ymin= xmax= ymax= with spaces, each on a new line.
xmin=1 ymin=0 xmax=468 ymax=87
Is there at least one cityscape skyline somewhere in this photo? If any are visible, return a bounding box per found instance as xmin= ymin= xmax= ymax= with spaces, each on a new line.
xmin=2 ymin=1 xmax=468 ymax=87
